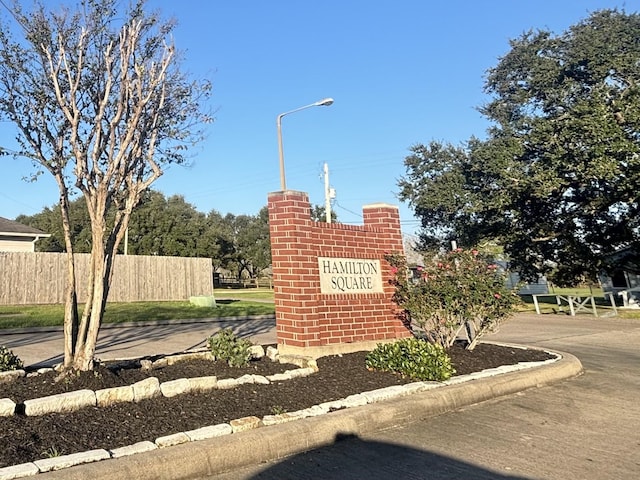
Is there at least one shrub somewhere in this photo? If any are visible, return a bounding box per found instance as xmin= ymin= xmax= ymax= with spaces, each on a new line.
xmin=0 ymin=345 xmax=24 ymax=372
xmin=207 ymin=328 xmax=252 ymax=367
xmin=365 ymin=338 xmax=455 ymax=381
xmin=386 ymin=249 xmax=521 ymax=350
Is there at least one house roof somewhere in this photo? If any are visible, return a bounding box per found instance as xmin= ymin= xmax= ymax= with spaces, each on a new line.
xmin=602 ymin=244 xmax=640 ymax=274
xmin=0 ymin=216 xmax=50 ymax=237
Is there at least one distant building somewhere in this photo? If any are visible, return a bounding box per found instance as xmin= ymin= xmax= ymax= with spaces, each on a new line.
xmin=0 ymin=217 xmax=50 ymax=252
xmin=599 ymin=247 xmax=640 ymax=308
xmin=495 ymin=261 xmax=549 ymax=295
xmin=408 ymin=256 xmax=549 ymax=295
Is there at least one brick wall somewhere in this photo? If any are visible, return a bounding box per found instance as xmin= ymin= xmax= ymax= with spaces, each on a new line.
xmin=267 ymin=190 xmax=411 ymax=356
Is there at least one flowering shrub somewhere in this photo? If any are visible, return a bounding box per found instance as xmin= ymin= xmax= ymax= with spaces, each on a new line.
xmin=385 ymin=249 xmax=521 ymax=350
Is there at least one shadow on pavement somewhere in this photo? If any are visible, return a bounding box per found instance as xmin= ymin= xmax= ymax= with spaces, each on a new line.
xmin=0 ymin=317 xmax=276 ymax=368
xmin=0 ymin=331 xmax=58 ymax=348
xmin=94 ymin=318 xmax=276 ymax=353
xmin=240 ymin=433 xmax=532 ymax=480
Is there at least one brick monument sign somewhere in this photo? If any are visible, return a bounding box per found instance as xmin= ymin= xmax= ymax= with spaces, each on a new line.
xmin=267 ymin=190 xmax=412 ymax=357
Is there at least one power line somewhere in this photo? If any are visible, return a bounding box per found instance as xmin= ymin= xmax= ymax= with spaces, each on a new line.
xmin=334 ymin=201 xmax=362 ymax=219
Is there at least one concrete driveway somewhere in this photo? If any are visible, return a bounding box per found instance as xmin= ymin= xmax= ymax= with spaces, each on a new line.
xmin=210 ymin=313 xmax=640 ymax=479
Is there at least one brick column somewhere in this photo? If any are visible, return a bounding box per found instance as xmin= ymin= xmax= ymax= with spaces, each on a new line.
xmin=362 ymin=203 xmax=408 ymax=337
xmin=267 ymin=191 xmax=320 ymax=349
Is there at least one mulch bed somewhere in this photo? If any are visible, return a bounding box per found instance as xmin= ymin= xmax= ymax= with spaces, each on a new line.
xmin=0 ymin=342 xmax=553 ymax=468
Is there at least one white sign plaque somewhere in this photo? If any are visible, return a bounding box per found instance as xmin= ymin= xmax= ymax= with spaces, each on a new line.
xmin=318 ymin=257 xmax=383 ymax=294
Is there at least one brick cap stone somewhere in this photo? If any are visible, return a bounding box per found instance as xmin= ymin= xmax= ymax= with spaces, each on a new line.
xmin=230 ymin=416 xmax=263 ymax=433
xmin=268 ymin=189 xmax=308 ymax=197
xmin=95 ymin=385 xmax=134 ymax=407
xmin=362 ymin=202 xmax=398 ymax=209
xmin=185 ymin=423 xmax=233 ymax=441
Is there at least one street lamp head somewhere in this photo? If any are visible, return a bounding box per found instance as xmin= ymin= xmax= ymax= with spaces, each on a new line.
xmin=314 ymin=97 xmax=334 ymax=107
xmin=277 ymin=96 xmax=334 ymax=191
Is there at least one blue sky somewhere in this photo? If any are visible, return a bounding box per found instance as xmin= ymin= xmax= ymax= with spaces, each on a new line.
xmin=0 ymin=0 xmax=632 ymax=235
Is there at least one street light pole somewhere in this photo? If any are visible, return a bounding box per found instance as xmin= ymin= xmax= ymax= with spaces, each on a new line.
xmin=324 ymin=162 xmax=332 ymax=223
xmin=277 ymin=97 xmax=333 ymax=191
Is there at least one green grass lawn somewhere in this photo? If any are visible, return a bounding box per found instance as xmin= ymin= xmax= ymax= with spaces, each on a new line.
xmin=213 ymin=288 xmax=274 ymax=301
xmin=0 ymin=298 xmax=275 ymax=330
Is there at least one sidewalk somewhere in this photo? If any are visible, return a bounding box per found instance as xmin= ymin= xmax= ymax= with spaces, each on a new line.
xmin=0 ymin=315 xmax=276 ymax=368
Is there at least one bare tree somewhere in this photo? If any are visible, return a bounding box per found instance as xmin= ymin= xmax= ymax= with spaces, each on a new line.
xmin=0 ymin=0 xmax=212 ymax=370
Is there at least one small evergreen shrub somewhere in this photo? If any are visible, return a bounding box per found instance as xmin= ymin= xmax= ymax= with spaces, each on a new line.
xmin=207 ymin=328 xmax=253 ymax=367
xmin=365 ymin=338 xmax=455 ymax=381
xmin=0 ymin=345 xmax=24 ymax=372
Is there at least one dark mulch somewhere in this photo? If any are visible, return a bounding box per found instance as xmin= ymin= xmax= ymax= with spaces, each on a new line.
xmin=0 ymin=343 xmax=553 ymax=468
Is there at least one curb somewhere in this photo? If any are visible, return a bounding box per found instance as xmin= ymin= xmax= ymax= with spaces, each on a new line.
xmin=33 ymin=349 xmax=583 ymax=480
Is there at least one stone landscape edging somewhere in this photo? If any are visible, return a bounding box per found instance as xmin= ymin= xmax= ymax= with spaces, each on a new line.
xmin=1 ymin=347 xmax=316 ymax=417
xmin=0 ymin=346 xmax=584 ymax=480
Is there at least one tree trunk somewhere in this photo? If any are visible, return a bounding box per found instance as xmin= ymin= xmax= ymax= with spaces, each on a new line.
xmin=62 ymin=255 xmax=78 ymax=369
xmin=76 ymin=270 xmax=106 ymax=371
xmin=71 ymin=204 xmax=128 ymax=371
xmin=55 ymin=179 xmax=79 ymax=369
xmin=467 ymin=337 xmax=479 ymax=351
xmin=73 ymin=249 xmax=96 ymax=369
xmin=71 ymin=203 xmax=108 ymax=371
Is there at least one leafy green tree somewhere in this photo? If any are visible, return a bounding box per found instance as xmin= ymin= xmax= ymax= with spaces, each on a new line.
xmin=399 ymin=9 xmax=640 ymax=285
xmin=205 ymin=210 xmax=237 ymax=273
xmin=0 ymin=0 xmax=211 ymax=371
xmin=238 ymin=206 xmax=271 ymax=279
xmin=125 ymin=191 xmax=170 ymax=255
xmin=127 ymin=193 xmax=208 ymax=257
xmin=17 ymin=197 xmax=92 ymax=253
xmin=226 ymin=207 xmax=271 ymax=280
xmin=310 ymin=204 xmax=338 ymax=223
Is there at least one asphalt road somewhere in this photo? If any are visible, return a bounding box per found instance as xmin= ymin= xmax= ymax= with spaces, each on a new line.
xmin=209 ymin=313 xmax=640 ymax=480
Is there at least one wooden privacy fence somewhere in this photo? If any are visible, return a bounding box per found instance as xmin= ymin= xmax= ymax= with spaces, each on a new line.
xmin=0 ymin=252 xmax=213 ymax=305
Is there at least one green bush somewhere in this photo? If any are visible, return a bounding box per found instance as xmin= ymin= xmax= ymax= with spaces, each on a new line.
xmin=365 ymin=337 xmax=455 ymax=381
xmin=207 ymin=328 xmax=253 ymax=367
xmin=0 ymin=345 xmax=24 ymax=372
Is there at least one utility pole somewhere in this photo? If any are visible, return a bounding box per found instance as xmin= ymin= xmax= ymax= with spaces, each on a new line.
xmin=323 ymin=162 xmax=335 ymax=223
